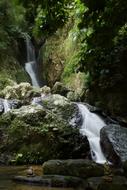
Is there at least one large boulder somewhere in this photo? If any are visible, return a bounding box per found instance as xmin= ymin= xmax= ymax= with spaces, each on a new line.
xmin=100 ymin=125 xmax=127 ymax=165
xmin=0 ymin=95 xmax=89 ymax=164
xmin=13 ymin=175 xmax=85 ymax=188
xmin=43 ymin=159 xmax=104 ymax=178
xmin=41 ymin=94 xmax=81 ymax=124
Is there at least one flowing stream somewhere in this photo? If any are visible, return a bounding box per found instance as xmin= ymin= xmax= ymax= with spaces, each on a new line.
xmin=3 ymin=99 xmax=11 ymax=113
xmin=25 ymin=36 xmax=40 ymax=87
xmin=78 ymin=103 xmax=107 ymax=164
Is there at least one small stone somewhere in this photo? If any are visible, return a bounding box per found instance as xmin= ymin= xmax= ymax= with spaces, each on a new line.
xmin=27 ymin=166 xmax=35 ymax=177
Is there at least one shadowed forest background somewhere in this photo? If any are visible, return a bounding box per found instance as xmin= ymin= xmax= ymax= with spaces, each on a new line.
xmin=1 ymin=0 xmax=127 ymax=118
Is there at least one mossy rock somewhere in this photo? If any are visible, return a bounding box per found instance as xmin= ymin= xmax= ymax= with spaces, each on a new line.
xmin=0 ymin=78 xmax=16 ymax=93
xmin=0 ymin=56 xmax=30 ymax=91
xmin=13 ymin=175 xmax=85 ymax=188
xmin=0 ymin=96 xmax=89 ymax=164
xmin=41 ymin=94 xmax=79 ymax=122
xmin=2 ymin=83 xmax=41 ymax=101
xmin=43 ymin=159 xmax=104 ymax=178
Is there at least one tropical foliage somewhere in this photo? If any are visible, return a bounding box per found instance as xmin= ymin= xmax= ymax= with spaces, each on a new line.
xmin=0 ymin=0 xmax=26 ymax=57
xmin=1 ymin=0 xmax=127 ymax=114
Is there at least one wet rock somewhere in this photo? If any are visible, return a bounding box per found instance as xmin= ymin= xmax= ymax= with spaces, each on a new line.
xmin=8 ymin=99 xmax=22 ymax=110
xmin=0 ymin=98 xmax=21 ymax=114
xmin=100 ymin=125 xmax=127 ymax=165
xmin=40 ymin=85 xmax=51 ymax=95
xmin=52 ymin=82 xmax=69 ymax=96
xmin=13 ymin=175 xmax=85 ymax=188
xmin=0 ymin=95 xmax=89 ymax=164
xmin=87 ymin=176 xmax=127 ymax=190
xmin=43 ymin=159 xmax=104 ymax=178
xmin=41 ymin=94 xmax=79 ymax=123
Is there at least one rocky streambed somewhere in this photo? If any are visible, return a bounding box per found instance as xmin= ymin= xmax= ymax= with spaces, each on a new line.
xmin=0 ymin=165 xmax=74 ymax=190
xmin=0 ymin=82 xmax=127 ymax=189
xmin=13 ymin=160 xmax=127 ymax=190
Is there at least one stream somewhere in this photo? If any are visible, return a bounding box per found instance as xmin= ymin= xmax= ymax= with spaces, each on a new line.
xmin=0 ymin=166 xmax=74 ymax=190
xmin=25 ymin=36 xmax=40 ymax=87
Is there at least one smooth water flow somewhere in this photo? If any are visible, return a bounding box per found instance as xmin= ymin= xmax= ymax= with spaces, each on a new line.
xmin=3 ymin=99 xmax=11 ymax=113
xmin=78 ymin=103 xmax=106 ymax=164
xmin=25 ymin=36 xmax=40 ymax=87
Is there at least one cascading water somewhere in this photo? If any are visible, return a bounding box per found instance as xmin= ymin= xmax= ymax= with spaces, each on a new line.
xmin=78 ymin=103 xmax=107 ymax=164
xmin=3 ymin=99 xmax=11 ymax=113
xmin=25 ymin=36 xmax=40 ymax=87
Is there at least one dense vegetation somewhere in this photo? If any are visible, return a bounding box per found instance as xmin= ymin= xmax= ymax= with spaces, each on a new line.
xmin=1 ymin=0 xmax=127 ymax=116
xmin=0 ymin=0 xmax=26 ymax=57
xmin=0 ymin=0 xmax=29 ymax=89
xmin=79 ymin=0 xmax=127 ymax=115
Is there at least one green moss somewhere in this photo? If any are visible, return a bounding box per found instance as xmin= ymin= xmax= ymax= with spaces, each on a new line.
xmin=0 ymin=101 xmax=87 ymax=164
xmin=0 ymin=56 xmax=29 ymax=91
xmin=15 ymin=70 xmax=30 ymax=83
xmin=0 ymin=75 xmax=15 ymax=91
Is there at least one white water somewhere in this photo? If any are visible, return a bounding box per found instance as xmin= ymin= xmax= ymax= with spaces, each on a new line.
xmin=78 ymin=103 xmax=107 ymax=164
xmin=25 ymin=36 xmax=40 ymax=87
xmin=3 ymin=99 xmax=11 ymax=113
xmin=31 ymin=97 xmax=42 ymax=105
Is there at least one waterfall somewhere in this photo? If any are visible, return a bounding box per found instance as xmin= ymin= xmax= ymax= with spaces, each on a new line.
xmin=25 ymin=36 xmax=40 ymax=87
xmin=3 ymin=99 xmax=11 ymax=113
xmin=78 ymin=103 xmax=106 ymax=164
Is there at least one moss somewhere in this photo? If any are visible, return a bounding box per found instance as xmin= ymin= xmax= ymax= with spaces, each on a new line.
xmin=0 ymin=113 xmax=13 ymax=128
xmin=0 ymin=56 xmax=29 ymax=91
xmin=38 ymin=16 xmax=83 ymax=86
xmin=0 ymin=100 xmax=89 ymax=164
xmin=38 ymin=14 xmax=88 ymax=102
xmin=2 ymin=83 xmax=40 ymax=100
xmin=15 ymin=69 xmax=30 ymax=83
xmin=0 ymin=76 xmax=15 ymax=91
xmin=0 ymin=93 xmax=89 ymax=164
